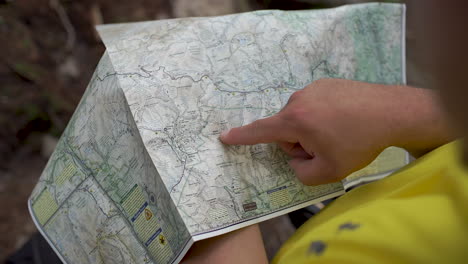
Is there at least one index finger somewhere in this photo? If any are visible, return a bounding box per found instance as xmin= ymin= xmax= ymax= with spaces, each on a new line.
xmin=219 ymin=114 xmax=294 ymax=145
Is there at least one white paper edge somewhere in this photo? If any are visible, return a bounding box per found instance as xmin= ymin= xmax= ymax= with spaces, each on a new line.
xmin=342 ymin=4 xmax=410 ymax=190
xmin=28 ymin=200 xmax=69 ymax=264
xmin=342 ymin=170 xmax=394 ymax=190
xmin=191 ymin=190 xmax=344 ymax=241
xmin=28 ymin=3 xmax=409 ymax=261
xmin=172 ymin=238 xmax=194 ymax=264
xmin=29 ymin=199 xmax=194 ymax=264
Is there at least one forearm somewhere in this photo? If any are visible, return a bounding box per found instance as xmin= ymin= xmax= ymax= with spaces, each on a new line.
xmin=220 ymin=79 xmax=457 ymax=185
xmin=382 ymin=85 xmax=455 ymax=157
xmin=182 ymin=224 xmax=268 ymax=264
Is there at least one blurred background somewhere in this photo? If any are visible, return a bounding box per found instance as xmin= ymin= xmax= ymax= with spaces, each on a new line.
xmin=1 ymin=0 xmax=424 ymax=262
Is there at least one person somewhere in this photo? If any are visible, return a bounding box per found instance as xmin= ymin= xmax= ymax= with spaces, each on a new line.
xmin=181 ymin=1 xmax=468 ymax=263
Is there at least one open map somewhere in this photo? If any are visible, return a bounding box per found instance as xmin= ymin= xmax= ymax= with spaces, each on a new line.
xmin=29 ymin=3 xmax=407 ymax=264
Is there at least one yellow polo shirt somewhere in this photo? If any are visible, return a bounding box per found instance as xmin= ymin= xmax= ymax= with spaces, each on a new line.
xmin=274 ymin=141 xmax=468 ymax=263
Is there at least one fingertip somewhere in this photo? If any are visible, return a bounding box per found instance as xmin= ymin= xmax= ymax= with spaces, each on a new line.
xmin=219 ymin=130 xmax=230 ymax=144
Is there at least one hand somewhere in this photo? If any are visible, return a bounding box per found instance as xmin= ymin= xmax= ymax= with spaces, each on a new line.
xmin=220 ymin=79 xmax=453 ymax=185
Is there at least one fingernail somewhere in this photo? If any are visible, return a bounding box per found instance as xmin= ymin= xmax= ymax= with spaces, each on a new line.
xmin=220 ymin=130 xmax=229 ymax=140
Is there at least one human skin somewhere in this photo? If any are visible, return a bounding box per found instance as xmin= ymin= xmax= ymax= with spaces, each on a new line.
xmin=409 ymin=0 xmax=468 ymax=161
xmin=182 ymin=79 xmax=454 ymax=263
xmin=182 ymin=224 xmax=267 ymax=264
xmin=221 ymin=79 xmax=453 ymax=185
xmin=181 ymin=0 xmax=468 ymax=262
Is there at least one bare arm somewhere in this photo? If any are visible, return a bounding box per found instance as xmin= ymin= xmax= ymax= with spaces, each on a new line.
xmin=182 ymin=224 xmax=267 ymax=264
xmin=221 ymin=79 xmax=455 ymax=185
xmin=381 ymin=85 xmax=454 ymax=157
xmin=182 ymin=79 xmax=455 ymax=263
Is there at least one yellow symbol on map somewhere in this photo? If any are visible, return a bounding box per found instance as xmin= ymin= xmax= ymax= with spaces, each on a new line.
xmin=144 ymin=208 xmax=153 ymax=221
xmin=159 ymin=234 xmax=166 ymax=245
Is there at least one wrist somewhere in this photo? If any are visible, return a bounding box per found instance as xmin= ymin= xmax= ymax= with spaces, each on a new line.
xmin=386 ymin=87 xmax=454 ymax=156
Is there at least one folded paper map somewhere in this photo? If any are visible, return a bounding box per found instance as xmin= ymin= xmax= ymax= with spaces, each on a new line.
xmin=28 ymin=3 xmax=408 ymax=263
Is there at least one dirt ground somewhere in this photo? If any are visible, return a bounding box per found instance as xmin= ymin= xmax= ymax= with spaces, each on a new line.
xmin=1 ymin=0 xmax=174 ymax=260
xmin=2 ymin=0 xmax=423 ymax=261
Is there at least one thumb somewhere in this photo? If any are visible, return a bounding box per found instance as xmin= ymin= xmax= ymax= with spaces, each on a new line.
xmin=289 ymin=156 xmax=339 ymax=185
xmin=219 ymin=115 xmax=291 ymax=145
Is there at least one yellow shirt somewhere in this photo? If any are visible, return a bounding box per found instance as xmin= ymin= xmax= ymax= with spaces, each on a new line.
xmin=273 ymin=141 xmax=468 ymax=264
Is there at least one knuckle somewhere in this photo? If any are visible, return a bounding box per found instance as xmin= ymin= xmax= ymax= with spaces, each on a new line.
xmin=283 ymin=106 xmax=309 ymax=123
xmin=288 ymin=90 xmax=303 ymax=101
xmin=307 ymin=78 xmax=334 ymax=92
xmin=312 ymin=78 xmax=331 ymax=86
